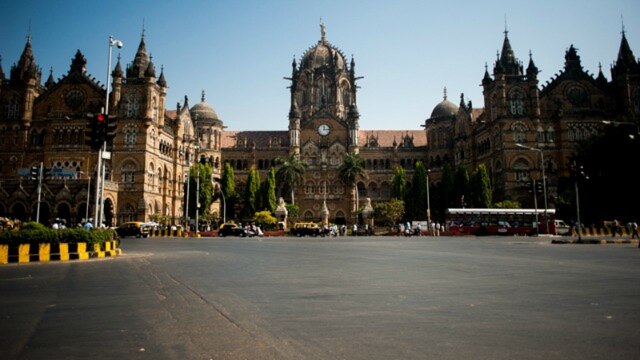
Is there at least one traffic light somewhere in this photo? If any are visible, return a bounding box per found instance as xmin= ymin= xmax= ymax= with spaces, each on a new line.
xmin=105 ymin=115 xmax=117 ymax=143
xmin=84 ymin=113 xmax=107 ymax=150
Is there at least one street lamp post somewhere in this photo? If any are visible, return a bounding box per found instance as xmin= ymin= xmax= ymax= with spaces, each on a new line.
xmin=95 ymin=35 xmax=123 ymax=227
xmin=515 ymin=143 xmax=549 ymax=234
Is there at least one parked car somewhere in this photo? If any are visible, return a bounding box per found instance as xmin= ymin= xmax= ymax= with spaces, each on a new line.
xmin=218 ymin=225 xmax=248 ymax=237
xmin=116 ymin=221 xmax=152 ymax=238
xmin=290 ymin=222 xmax=322 ymax=237
xmin=554 ymin=220 xmax=571 ymax=235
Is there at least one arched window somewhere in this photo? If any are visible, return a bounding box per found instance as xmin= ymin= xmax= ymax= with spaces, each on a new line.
xmin=121 ymin=161 xmax=137 ymax=183
xmin=509 ymin=88 xmax=526 ymax=116
xmin=512 ymin=123 xmax=527 ymax=143
xmin=513 ymin=158 xmax=531 ymax=183
xmin=124 ymin=125 xmax=137 ymax=145
xmin=125 ymin=93 xmax=141 ymax=118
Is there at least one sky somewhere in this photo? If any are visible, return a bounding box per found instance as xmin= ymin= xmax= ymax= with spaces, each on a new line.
xmin=1 ymin=0 xmax=639 ymax=131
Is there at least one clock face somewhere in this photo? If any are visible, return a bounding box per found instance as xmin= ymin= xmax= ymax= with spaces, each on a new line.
xmin=318 ymin=124 xmax=330 ymax=136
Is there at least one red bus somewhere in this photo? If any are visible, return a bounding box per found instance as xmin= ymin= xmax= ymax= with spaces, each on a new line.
xmin=446 ymin=208 xmax=557 ymax=236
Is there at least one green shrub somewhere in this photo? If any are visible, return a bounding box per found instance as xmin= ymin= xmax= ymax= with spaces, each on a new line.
xmin=0 ymin=227 xmax=118 ymax=247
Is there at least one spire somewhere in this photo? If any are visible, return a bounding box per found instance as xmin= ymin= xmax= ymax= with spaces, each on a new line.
xmin=482 ymin=62 xmax=492 ymax=85
xmin=144 ymin=54 xmax=156 ymax=78
xmin=69 ymin=49 xmax=87 ymax=74
xmin=156 ymin=65 xmax=167 ymax=87
xmin=11 ymin=33 xmax=40 ymax=83
xmin=443 ymin=87 xmax=448 ymax=101
xmin=526 ymin=50 xmax=539 ymax=78
xmin=45 ymin=67 xmax=55 ymax=88
xmin=201 ymin=89 xmax=206 ymax=102
xmin=112 ymin=53 xmax=123 ymax=78
xmin=564 ymin=44 xmax=583 ymax=73
xmin=493 ymin=25 xmax=522 ymax=76
xmin=616 ymin=29 xmax=637 ymax=69
xmin=127 ymin=32 xmax=149 ymax=78
xmin=596 ymin=62 xmax=608 ymax=85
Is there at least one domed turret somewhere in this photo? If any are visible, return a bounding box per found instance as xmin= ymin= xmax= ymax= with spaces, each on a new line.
xmin=190 ymin=90 xmax=222 ymax=126
xmin=299 ymin=22 xmax=347 ymax=73
xmin=429 ymin=88 xmax=458 ymax=120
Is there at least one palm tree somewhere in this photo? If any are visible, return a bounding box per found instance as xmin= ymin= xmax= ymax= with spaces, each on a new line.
xmin=339 ymin=152 xmax=368 ymax=215
xmin=275 ymin=152 xmax=306 ymax=205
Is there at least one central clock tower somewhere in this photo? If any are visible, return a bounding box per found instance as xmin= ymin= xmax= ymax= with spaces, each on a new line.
xmin=285 ymin=23 xmax=362 ymax=224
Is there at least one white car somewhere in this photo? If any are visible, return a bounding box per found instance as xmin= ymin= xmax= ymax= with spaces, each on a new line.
xmin=554 ymin=220 xmax=571 ymax=235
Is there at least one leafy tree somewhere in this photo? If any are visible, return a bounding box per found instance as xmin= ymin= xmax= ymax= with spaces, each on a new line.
xmin=275 ymin=152 xmax=306 ymax=205
xmin=253 ymin=210 xmax=278 ymax=230
xmin=186 ymin=163 xmax=214 ymax=219
xmin=221 ymin=162 xmax=237 ymax=220
xmin=453 ymin=165 xmax=470 ymax=208
xmin=242 ymin=167 xmax=260 ymax=219
xmin=339 ymin=152 xmax=368 ymax=216
xmin=285 ymin=203 xmax=300 ymax=220
xmin=407 ymin=161 xmax=427 ymax=219
xmin=391 ymin=166 xmax=406 ymax=200
xmin=259 ymin=167 xmax=277 ymax=213
xmin=374 ymin=198 xmax=405 ymax=226
xmin=470 ymin=163 xmax=492 ymax=208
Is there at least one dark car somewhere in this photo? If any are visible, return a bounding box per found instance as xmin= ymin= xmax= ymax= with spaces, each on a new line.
xmin=218 ymin=225 xmax=248 ymax=237
xmin=116 ymin=221 xmax=152 ymax=238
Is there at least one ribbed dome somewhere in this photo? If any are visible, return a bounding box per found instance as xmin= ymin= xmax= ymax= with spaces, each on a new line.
xmin=430 ymin=88 xmax=458 ymax=119
xmin=300 ymin=24 xmax=346 ymax=72
xmin=300 ymin=41 xmax=346 ymax=71
xmin=190 ymin=91 xmax=221 ymax=124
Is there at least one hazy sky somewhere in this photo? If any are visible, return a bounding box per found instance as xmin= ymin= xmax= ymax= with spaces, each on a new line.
xmin=1 ymin=0 xmax=638 ymax=130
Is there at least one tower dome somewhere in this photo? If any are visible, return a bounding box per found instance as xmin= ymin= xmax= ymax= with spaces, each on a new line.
xmin=299 ymin=22 xmax=346 ymax=73
xmin=190 ymin=91 xmax=222 ymax=125
xmin=429 ymin=88 xmax=458 ymax=119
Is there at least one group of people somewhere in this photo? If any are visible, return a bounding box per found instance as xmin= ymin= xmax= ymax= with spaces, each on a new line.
xmin=398 ymin=221 xmax=443 ymax=236
xmin=610 ymin=219 xmax=639 ymax=239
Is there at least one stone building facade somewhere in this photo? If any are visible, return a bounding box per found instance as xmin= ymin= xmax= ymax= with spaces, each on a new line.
xmin=0 ymin=26 xmax=638 ymax=226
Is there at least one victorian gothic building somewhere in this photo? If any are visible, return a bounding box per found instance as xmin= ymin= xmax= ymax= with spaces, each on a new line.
xmin=0 ymin=25 xmax=638 ymax=226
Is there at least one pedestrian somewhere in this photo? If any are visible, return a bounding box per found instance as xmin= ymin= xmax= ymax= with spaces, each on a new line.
xmin=612 ymin=219 xmax=619 ymax=237
xmin=631 ymin=222 xmax=639 ymax=239
xmin=83 ymin=220 xmax=93 ymax=230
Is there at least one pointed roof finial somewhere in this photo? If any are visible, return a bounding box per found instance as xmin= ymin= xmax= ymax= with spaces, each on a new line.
xmin=142 ymin=18 xmax=146 ymax=38
xmin=201 ymin=89 xmax=206 ymax=102
xmin=443 ymin=87 xmax=448 ymax=101
xmin=320 ymin=18 xmax=326 ymax=42
xmin=504 ymin=14 xmax=508 ymax=37
xmin=621 ymin=14 xmax=625 ymax=36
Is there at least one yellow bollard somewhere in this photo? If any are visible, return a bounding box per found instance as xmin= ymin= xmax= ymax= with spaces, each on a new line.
xmin=39 ymin=243 xmax=50 ymax=262
xmin=59 ymin=243 xmax=69 ymax=261
xmin=0 ymin=244 xmax=8 ymax=264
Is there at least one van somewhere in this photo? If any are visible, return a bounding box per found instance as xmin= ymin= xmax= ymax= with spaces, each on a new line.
xmin=554 ymin=220 xmax=571 ymax=235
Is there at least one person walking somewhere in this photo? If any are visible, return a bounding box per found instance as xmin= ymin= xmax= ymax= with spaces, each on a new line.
xmin=611 ymin=219 xmax=619 ymax=237
xmin=631 ymin=222 xmax=639 ymax=239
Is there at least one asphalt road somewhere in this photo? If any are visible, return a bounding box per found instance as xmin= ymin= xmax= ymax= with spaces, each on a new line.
xmin=1 ymin=236 xmax=639 ymax=359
